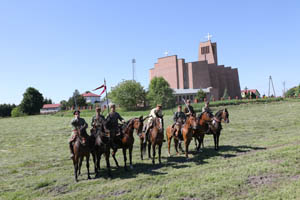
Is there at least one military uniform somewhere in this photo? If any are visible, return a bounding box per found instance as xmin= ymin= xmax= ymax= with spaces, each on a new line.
xmin=69 ymin=117 xmax=88 ymax=142
xmin=69 ymin=113 xmax=88 ymax=159
xmin=91 ymin=114 xmax=105 ymax=135
xmin=143 ymin=107 xmax=163 ymax=143
xmin=173 ymin=111 xmax=186 ymax=123
xmin=184 ymin=105 xmax=195 ymax=116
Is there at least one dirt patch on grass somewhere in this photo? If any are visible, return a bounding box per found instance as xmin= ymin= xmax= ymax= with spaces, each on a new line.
xmin=289 ymin=175 xmax=300 ymax=181
xmin=246 ymin=173 xmax=281 ymax=187
xmin=97 ymin=190 xmax=131 ymax=199
xmin=47 ymin=184 xmax=69 ymax=196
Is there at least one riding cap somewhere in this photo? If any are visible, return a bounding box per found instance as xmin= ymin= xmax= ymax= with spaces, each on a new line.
xmin=109 ymin=103 xmax=115 ymax=107
xmin=73 ymin=110 xmax=80 ymax=115
xmin=156 ymin=104 xmax=162 ymax=108
xmin=95 ymin=107 xmax=101 ymax=111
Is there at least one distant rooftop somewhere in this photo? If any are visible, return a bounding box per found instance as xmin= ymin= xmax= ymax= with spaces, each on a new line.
xmin=82 ymin=92 xmax=100 ymax=97
xmin=173 ymin=88 xmax=211 ymax=94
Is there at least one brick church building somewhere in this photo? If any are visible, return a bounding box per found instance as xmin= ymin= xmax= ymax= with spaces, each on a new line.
xmin=149 ymin=39 xmax=241 ymax=102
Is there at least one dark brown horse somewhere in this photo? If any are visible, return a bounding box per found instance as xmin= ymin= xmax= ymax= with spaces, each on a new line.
xmin=193 ymin=111 xmax=213 ymax=151
xmin=111 ymin=116 xmax=144 ymax=170
xmin=208 ymin=108 xmax=229 ymax=150
xmin=181 ymin=115 xmax=198 ymax=158
xmin=72 ymin=127 xmax=91 ymax=182
xmin=144 ymin=117 xmax=164 ymax=164
xmin=166 ymin=119 xmax=184 ymax=157
xmin=90 ymin=123 xmax=111 ymax=178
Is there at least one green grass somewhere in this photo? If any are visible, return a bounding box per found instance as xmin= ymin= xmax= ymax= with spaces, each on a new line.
xmin=0 ymin=101 xmax=299 ymax=199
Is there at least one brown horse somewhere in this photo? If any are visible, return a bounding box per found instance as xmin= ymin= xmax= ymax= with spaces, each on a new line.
xmin=208 ymin=109 xmax=230 ymax=150
xmin=193 ymin=111 xmax=213 ymax=151
xmin=72 ymin=127 xmax=91 ymax=182
xmin=166 ymin=119 xmax=184 ymax=157
xmin=90 ymin=123 xmax=111 ymax=178
xmin=181 ymin=115 xmax=198 ymax=158
xmin=111 ymin=116 xmax=144 ymax=170
xmin=144 ymin=117 xmax=164 ymax=164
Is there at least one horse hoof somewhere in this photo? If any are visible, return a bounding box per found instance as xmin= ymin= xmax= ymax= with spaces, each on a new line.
xmin=130 ymin=165 xmax=134 ymax=169
xmin=88 ymin=176 xmax=91 ymax=180
xmin=167 ymin=153 xmax=171 ymax=157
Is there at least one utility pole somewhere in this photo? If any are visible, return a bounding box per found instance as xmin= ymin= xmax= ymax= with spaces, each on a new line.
xmin=132 ymin=58 xmax=136 ymax=81
xmin=268 ymin=76 xmax=276 ymax=97
xmin=282 ymin=81 xmax=286 ymax=97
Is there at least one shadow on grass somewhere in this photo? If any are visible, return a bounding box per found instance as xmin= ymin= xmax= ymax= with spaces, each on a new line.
xmin=77 ymin=145 xmax=267 ymax=181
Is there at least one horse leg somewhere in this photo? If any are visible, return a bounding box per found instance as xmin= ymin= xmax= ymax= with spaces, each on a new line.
xmin=105 ymin=150 xmax=112 ymax=178
xmin=112 ymin=149 xmax=120 ymax=168
xmin=213 ymin=134 xmax=217 ymax=151
xmin=122 ymin=148 xmax=128 ymax=171
xmin=86 ymin=154 xmax=91 ymax=180
xmin=78 ymin=156 xmax=83 ymax=175
xmin=95 ymin=153 xmax=101 ymax=177
xmin=148 ymin=142 xmax=152 ymax=159
xmin=167 ymin=135 xmax=172 ymax=157
xmin=73 ymin=157 xmax=78 ymax=182
xmin=185 ymin=139 xmax=191 ymax=158
xmin=140 ymin=139 xmax=143 ymax=160
xmin=91 ymin=151 xmax=97 ymax=174
xmin=129 ymin=146 xmax=133 ymax=169
xmin=158 ymin=144 xmax=162 ymax=164
xmin=174 ymin=138 xmax=179 ymax=155
xmin=194 ymin=137 xmax=198 ymax=150
xmin=152 ymin=144 xmax=156 ymax=165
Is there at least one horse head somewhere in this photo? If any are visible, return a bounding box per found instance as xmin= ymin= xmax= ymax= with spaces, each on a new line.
xmin=186 ymin=115 xmax=197 ymax=130
xmin=132 ymin=116 xmax=144 ymax=135
xmin=154 ymin=117 xmax=164 ymax=132
xmin=222 ymin=108 xmax=230 ymax=123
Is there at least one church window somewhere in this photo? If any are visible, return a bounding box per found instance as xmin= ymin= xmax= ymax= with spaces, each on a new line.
xmin=201 ymin=46 xmax=210 ymax=54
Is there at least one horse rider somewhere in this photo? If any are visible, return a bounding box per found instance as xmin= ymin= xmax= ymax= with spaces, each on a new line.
xmin=69 ymin=110 xmax=88 ymax=159
xmin=184 ymin=99 xmax=196 ymax=116
xmin=91 ymin=107 xmax=105 ymax=135
xmin=143 ymin=104 xmax=163 ymax=144
xmin=171 ymin=105 xmax=186 ymax=137
xmin=105 ymin=103 xmax=125 ymax=149
xmin=202 ymin=101 xmax=213 ymax=115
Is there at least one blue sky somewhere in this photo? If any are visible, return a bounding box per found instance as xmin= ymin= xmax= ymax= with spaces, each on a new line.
xmin=0 ymin=0 xmax=299 ymax=104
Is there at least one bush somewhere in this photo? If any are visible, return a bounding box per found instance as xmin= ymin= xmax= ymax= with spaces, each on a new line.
xmin=11 ymin=107 xmax=26 ymax=117
xmin=147 ymin=77 xmax=175 ymax=109
xmin=109 ymin=80 xmax=146 ymax=110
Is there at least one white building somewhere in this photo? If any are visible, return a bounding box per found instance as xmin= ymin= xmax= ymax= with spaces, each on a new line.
xmin=40 ymin=104 xmax=61 ymax=114
xmin=82 ymin=92 xmax=101 ymax=104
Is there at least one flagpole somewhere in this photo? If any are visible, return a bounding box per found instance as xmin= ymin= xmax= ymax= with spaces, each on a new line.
xmin=105 ymin=78 xmax=110 ymax=114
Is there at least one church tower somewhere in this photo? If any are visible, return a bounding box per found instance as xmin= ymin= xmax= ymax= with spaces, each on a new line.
xmin=198 ymin=34 xmax=218 ymax=65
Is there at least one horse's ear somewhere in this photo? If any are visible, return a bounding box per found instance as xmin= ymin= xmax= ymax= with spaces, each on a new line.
xmin=139 ymin=115 xmax=143 ymax=121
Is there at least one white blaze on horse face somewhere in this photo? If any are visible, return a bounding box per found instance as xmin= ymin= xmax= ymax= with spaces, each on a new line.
xmin=212 ymin=120 xmax=216 ymax=126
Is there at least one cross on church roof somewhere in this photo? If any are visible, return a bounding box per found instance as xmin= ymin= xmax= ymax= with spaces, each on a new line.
xmin=206 ymin=33 xmax=212 ymax=41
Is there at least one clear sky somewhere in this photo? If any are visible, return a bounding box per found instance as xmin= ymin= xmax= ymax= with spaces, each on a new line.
xmin=0 ymin=0 xmax=299 ymax=104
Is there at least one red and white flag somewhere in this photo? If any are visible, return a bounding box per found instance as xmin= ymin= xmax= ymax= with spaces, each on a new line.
xmin=93 ymin=84 xmax=106 ymax=96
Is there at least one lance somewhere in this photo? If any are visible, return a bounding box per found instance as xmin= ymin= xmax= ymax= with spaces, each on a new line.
xmin=182 ymin=98 xmax=191 ymax=114
xmin=104 ymin=78 xmax=110 ymax=114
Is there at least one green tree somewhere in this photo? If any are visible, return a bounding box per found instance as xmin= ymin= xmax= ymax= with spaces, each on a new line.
xmin=109 ymin=80 xmax=146 ymax=110
xmin=43 ymin=98 xmax=53 ymax=105
xmin=20 ymin=87 xmax=44 ymax=115
xmin=285 ymin=84 xmax=300 ymax=97
xmin=60 ymin=100 xmax=68 ymax=110
xmin=196 ymin=89 xmax=206 ymax=101
xmin=11 ymin=106 xmax=25 ymax=117
xmin=147 ymin=77 xmax=175 ymax=108
xmin=67 ymin=90 xmax=87 ymax=108
xmin=0 ymin=104 xmax=16 ymax=117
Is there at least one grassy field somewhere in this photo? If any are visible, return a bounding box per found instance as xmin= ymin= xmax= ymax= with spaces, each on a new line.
xmin=0 ymin=101 xmax=299 ymax=199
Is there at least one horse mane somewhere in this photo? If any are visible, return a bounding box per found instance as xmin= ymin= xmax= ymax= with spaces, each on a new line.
xmin=215 ymin=110 xmax=224 ymax=118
